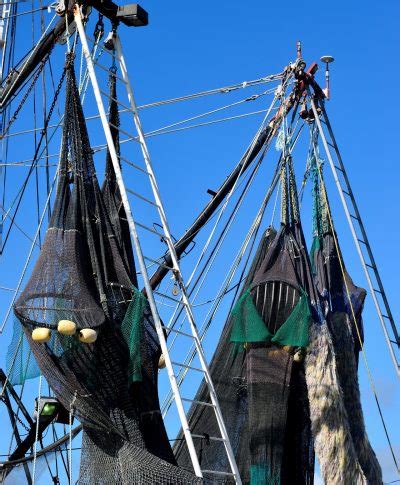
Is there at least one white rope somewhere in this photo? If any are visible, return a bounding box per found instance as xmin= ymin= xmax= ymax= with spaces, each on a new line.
xmin=65 ymin=13 xmax=71 ymax=53
xmin=32 ymin=374 xmax=43 ymax=484
xmin=68 ymin=406 xmax=73 ymax=485
xmin=270 ymin=181 xmax=280 ymax=226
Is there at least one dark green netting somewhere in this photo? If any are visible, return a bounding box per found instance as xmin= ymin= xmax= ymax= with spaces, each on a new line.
xmin=230 ymin=287 xmax=310 ymax=348
xmin=120 ymin=286 xmax=148 ymax=385
xmin=250 ymin=463 xmax=280 ymax=485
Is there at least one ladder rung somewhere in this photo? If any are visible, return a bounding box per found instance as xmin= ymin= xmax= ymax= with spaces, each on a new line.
xmin=182 ymin=398 xmax=215 ymax=408
xmin=357 ymin=238 xmax=367 ymax=245
xmin=120 ymin=156 xmax=151 ymax=175
xmin=136 ymin=221 xmax=166 ymax=239
xmin=382 ymin=315 xmax=390 ymax=319
xmin=127 ymin=189 xmax=160 ymax=208
xmin=171 ymin=362 xmax=205 ymax=373
xmin=92 ymin=58 xmax=127 ymax=85
xmin=343 ymin=190 xmax=351 ymax=197
xmin=108 ymin=120 xmax=137 ymax=141
xmin=327 ymin=141 xmax=335 ymax=148
xmin=155 ymin=291 xmax=187 ymax=305
xmin=201 ymin=470 xmax=235 ymax=477
xmin=144 ymin=256 xmax=173 ymax=271
xmin=86 ymin=35 xmax=114 ymax=57
xmin=334 ymin=165 xmax=344 ymax=172
xmin=350 ymin=214 xmax=360 ymax=221
xmin=366 ymin=263 xmax=375 ymax=269
xmin=373 ymin=288 xmax=382 ymax=294
xmin=192 ymin=434 xmax=225 ymax=442
xmin=164 ymin=326 xmax=194 ymax=338
xmin=99 ymin=87 xmax=132 ymax=112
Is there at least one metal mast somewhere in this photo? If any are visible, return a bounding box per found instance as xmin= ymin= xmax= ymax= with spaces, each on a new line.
xmin=309 ymin=92 xmax=400 ymax=377
xmin=74 ymin=5 xmax=241 ymax=481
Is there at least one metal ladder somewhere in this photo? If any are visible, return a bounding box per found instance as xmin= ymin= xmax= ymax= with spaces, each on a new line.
xmin=74 ymin=7 xmax=241 ymax=482
xmin=310 ymin=95 xmax=400 ymax=377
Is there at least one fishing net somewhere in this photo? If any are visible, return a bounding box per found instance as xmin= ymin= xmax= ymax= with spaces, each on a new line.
xmin=175 ymin=157 xmax=316 ymax=485
xmin=6 ymin=319 xmax=40 ymax=385
xmin=1 ymin=426 xmax=81 ymax=485
xmin=101 ymin=68 xmax=137 ymax=288
xmin=174 ymin=227 xmax=277 ymax=483
xmin=12 ymin=57 xmax=199 ymax=484
xmin=308 ymin=153 xmax=382 ymax=484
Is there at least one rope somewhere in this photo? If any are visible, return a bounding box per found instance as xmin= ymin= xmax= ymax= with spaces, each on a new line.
xmin=32 ymin=374 xmax=43 ymax=484
xmin=311 ymin=133 xmax=400 ymax=473
xmin=68 ymin=406 xmax=73 ymax=485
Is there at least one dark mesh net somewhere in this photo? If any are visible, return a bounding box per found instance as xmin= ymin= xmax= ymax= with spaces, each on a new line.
xmin=13 ymin=58 xmax=199 ymax=484
xmin=101 ymin=68 xmax=137 ymax=288
xmin=242 ymin=222 xmax=315 ymax=485
xmin=174 ymin=227 xmax=276 ymax=483
xmin=175 ymin=155 xmax=317 ymax=485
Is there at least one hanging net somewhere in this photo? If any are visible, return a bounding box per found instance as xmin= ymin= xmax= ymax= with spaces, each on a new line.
xmin=308 ymin=147 xmax=382 ymax=484
xmin=12 ymin=57 xmax=199 ymax=484
xmin=175 ymin=158 xmax=316 ymax=485
xmin=101 ymin=68 xmax=138 ymax=288
xmin=174 ymin=226 xmax=278 ymax=483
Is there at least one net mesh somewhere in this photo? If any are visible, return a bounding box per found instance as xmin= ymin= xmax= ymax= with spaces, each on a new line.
xmin=11 ymin=58 xmax=199 ymax=484
xmin=174 ymin=227 xmax=276 ymax=483
xmin=309 ymin=156 xmax=382 ymax=483
xmin=6 ymin=319 xmax=40 ymax=385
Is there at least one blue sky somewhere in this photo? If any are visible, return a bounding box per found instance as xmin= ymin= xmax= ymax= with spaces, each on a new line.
xmin=0 ymin=0 xmax=399 ymax=482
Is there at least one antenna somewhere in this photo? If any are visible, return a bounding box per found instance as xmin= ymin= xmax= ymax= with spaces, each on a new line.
xmin=320 ymin=55 xmax=334 ymax=100
xmin=297 ymin=40 xmax=302 ymax=58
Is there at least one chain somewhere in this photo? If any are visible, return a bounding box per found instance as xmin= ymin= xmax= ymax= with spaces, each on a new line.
xmin=93 ymin=13 xmax=104 ymax=39
xmin=1 ymin=60 xmax=47 ymax=139
xmin=44 ymin=61 xmax=67 ymax=136
xmin=14 ymin=410 xmax=31 ymax=433
xmin=0 ymin=394 xmax=31 ymax=433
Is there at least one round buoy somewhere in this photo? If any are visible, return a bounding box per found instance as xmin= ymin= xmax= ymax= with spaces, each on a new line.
xmin=158 ymin=354 xmax=166 ymax=369
xmin=57 ymin=319 xmax=76 ymax=336
xmin=294 ymin=349 xmax=303 ymax=363
xmin=79 ymin=328 xmax=97 ymax=344
xmin=32 ymin=327 xmax=51 ymax=343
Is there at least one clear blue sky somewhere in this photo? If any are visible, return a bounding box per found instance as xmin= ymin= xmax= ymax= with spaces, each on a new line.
xmin=0 ymin=0 xmax=399 ymax=483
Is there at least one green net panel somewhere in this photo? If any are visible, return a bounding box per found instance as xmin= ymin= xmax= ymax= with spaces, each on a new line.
xmin=230 ymin=287 xmax=310 ymax=349
xmin=120 ymin=287 xmax=148 ymax=385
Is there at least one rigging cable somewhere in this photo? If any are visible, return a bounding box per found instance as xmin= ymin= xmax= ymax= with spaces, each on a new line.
xmin=0 ymin=173 xmax=56 ymax=334
xmin=0 ymin=64 xmax=65 ymax=255
xmin=165 ymin=92 xmax=281 ymax=334
xmin=166 ymin=85 xmax=295 ymax=335
xmin=162 ymin=118 xmax=304 ymax=415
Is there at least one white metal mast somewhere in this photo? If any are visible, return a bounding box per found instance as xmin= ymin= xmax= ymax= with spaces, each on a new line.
xmin=74 ymin=5 xmax=241 ymax=482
